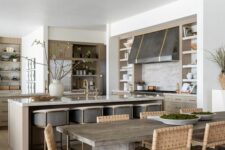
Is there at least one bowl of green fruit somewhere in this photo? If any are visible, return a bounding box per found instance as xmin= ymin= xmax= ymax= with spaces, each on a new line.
xmin=157 ymin=114 xmax=200 ymax=125
xmin=191 ymin=112 xmax=215 ymax=121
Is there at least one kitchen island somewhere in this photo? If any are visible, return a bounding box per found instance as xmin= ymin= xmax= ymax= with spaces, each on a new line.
xmin=8 ymin=95 xmax=163 ymax=150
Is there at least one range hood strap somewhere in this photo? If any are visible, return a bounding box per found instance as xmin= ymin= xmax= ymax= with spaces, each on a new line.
xmin=159 ymin=29 xmax=168 ymax=58
xmin=135 ymin=35 xmax=144 ymax=63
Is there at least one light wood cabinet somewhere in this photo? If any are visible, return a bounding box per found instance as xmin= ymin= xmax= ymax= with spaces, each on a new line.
xmin=0 ymin=98 xmax=8 ymax=126
xmin=164 ymin=94 xmax=197 ymax=113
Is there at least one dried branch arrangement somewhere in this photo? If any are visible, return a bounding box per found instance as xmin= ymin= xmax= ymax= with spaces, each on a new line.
xmin=209 ymin=46 xmax=225 ymax=73
xmin=31 ymin=40 xmax=81 ymax=80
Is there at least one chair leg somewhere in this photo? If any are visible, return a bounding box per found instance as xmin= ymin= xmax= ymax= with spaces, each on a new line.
xmin=60 ymin=133 xmax=63 ymax=150
xmin=44 ymin=138 xmax=47 ymax=150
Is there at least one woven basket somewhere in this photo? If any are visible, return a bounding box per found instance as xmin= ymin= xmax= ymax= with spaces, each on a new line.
xmin=219 ymin=73 xmax=225 ymax=90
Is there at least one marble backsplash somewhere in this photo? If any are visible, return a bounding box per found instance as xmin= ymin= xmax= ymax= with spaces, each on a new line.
xmin=142 ymin=61 xmax=182 ymax=91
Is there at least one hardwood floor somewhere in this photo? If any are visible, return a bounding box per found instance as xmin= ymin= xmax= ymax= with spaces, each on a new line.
xmin=0 ymin=129 xmax=8 ymax=150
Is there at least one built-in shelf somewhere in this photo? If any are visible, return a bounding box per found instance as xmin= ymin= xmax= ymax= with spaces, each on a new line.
xmin=120 ymin=47 xmax=131 ymax=52
xmin=182 ymin=79 xmax=197 ymax=82
xmin=0 ymin=80 xmax=20 ymax=83
xmin=0 ymin=70 xmax=20 ymax=72
xmin=182 ymin=65 xmax=197 ymax=68
xmin=0 ymin=61 xmax=20 ymax=63
xmin=120 ymin=58 xmax=128 ymax=62
xmin=182 ymin=50 xmax=197 ymax=55
xmin=52 ymin=57 xmax=98 ymax=61
xmin=120 ymin=80 xmax=129 ymax=83
xmin=72 ymin=75 xmax=97 ymax=77
xmin=182 ymin=35 xmax=197 ymax=41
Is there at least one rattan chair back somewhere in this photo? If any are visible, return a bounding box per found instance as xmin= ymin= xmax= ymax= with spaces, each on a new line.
xmin=97 ymin=114 xmax=129 ymax=123
xmin=44 ymin=124 xmax=57 ymax=150
xmin=140 ymin=111 xmax=167 ymax=119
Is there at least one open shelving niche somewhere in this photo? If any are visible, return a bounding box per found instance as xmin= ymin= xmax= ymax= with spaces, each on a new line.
xmin=48 ymin=40 xmax=106 ymax=95
xmin=181 ymin=22 xmax=197 ymax=90
xmin=0 ymin=37 xmax=21 ymax=92
xmin=119 ymin=37 xmax=142 ymax=92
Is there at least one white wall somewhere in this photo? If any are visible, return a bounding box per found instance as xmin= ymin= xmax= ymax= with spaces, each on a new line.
xmin=106 ymin=24 xmax=119 ymax=94
xmin=21 ymin=26 xmax=48 ymax=94
xmin=197 ymin=0 xmax=225 ymax=110
xmin=48 ymin=27 xmax=106 ymax=44
xmin=110 ymin=0 xmax=198 ymax=36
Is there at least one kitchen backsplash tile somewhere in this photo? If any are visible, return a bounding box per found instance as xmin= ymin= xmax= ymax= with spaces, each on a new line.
xmin=142 ymin=61 xmax=182 ymax=91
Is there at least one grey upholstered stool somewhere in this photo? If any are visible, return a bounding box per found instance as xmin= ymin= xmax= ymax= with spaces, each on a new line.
xmin=33 ymin=108 xmax=69 ymax=150
xmin=69 ymin=106 xmax=104 ymax=124
xmin=104 ymin=104 xmax=133 ymax=119
xmin=133 ymin=103 xmax=162 ymax=118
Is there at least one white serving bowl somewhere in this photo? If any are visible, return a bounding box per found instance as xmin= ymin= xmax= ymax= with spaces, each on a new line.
xmin=147 ymin=116 xmax=199 ymax=125
xmin=193 ymin=113 xmax=216 ymax=121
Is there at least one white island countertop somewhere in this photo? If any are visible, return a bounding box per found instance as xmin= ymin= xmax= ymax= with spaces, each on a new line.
xmin=8 ymin=95 xmax=164 ymax=107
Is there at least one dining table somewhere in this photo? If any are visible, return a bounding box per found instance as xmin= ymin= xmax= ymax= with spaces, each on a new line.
xmin=56 ymin=111 xmax=225 ymax=150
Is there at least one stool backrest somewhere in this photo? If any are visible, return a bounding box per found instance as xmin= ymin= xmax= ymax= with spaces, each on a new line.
xmin=152 ymin=125 xmax=193 ymax=150
xmin=97 ymin=114 xmax=129 ymax=123
xmin=140 ymin=111 xmax=167 ymax=119
xmin=180 ymin=108 xmax=202 ymax=114
xmin=44 ymin=124 xmax=57 ymax=150
xmin=202 ymin=121 xmax=225 ymax=150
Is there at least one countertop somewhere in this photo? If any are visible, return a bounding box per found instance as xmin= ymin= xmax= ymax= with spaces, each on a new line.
xmin=8 ymin=95 xmax=164 ymax=107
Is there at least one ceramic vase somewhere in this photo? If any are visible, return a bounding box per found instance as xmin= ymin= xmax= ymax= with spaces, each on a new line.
xmin=49 ymin=80 xmax=64 ymax=97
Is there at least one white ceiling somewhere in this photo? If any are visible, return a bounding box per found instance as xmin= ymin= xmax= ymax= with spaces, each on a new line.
xmin=0 ymin=0 xmax=178 ymax=37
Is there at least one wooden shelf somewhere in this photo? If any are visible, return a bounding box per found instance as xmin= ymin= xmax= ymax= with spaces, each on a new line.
xmin=0 ymin=70 xmax=20 ymax=72
xmin=182 ymin=79 xmax=197 ymax=82
xmin=182 ymin=35 xmax=197 ymax=40
xmin=182 ymin=50 xmax=197 ymax=55
xmin=182 ymin=65 xmax=197 ymax=68
xmin=120 ymin=80 xmax=129 ymax=83
xmin=51 ymin=57 xmax=98 ymax=61
xmin=120 ymin=47 xmax=131 ymax=52
xmin=120 ymin=58 xmax=128 ymax=62
xmin=0 ymin=61 xmax=20 ymax=63
xmin=0 ymin=80 xmax=20 ymax=83
xmin=72 ymin=75 xmax=97 ymax=77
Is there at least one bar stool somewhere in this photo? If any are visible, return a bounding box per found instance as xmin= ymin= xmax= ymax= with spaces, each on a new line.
xmin=133 ymin=103 xmax=162 ymax=118
xmin=104 ymin=104 xmax=133 ymax=119
xmin=69 ymin=106 xmax=104 ymax=124
xmin=33 ymin=108 xmax=69 ymax=150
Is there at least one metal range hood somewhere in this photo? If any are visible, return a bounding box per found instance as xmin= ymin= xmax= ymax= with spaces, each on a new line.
xmin=128 ymin=26 xmax=179 ymax=64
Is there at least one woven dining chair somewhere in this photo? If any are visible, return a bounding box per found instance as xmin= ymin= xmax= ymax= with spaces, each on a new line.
xmin=44 ymin=124 xmax=57 ymax=150
xmin=140 ymin=111 xmax=167 ymax=149
xmin=137 ymin=125 xmax=193 ymax=150
xmin=192 ymin=121 xmax=225 ymax=150
xmin=97 ymin=114 xmax=129 ymax=123
xmin=140 ymin=111 xmax=167 ymax=119
xmin=180 ymin=108 xmax=203 ymax=114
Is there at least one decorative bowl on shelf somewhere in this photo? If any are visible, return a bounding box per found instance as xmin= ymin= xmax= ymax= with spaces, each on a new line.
xmin=191 ymin=112 xmax=216 ymax=121
xmin=148 ymin=114 xmax=199 ymax=125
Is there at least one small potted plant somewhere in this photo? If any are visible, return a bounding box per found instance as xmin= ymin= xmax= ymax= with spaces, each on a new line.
xmin=136 ymin=81 xmax=145 ymax=91
xmin=209 ymin=46 xmax=225 ymax=89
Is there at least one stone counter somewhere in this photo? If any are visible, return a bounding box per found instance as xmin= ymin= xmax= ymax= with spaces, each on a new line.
xmin=8 ymin=95 xmax=164 ymax=107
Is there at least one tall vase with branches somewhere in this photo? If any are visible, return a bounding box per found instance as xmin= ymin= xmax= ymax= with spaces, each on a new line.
xmin=209 ymin=46 xmax=225 ymax=90
xmin=32 ymin=40 xmax=81 ymax=97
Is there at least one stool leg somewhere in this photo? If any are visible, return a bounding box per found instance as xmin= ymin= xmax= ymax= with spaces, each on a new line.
xmin=66 ymin=135 xmax=70 ymax=150
xmin=60 ymin=133 xmax=63 ymax=150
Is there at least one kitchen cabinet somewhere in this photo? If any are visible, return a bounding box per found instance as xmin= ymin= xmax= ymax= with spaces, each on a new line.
xmin=164 ymin=94 xmax=197 ymax=113
xmin=0 ymin=98 xmax=8 ymax=126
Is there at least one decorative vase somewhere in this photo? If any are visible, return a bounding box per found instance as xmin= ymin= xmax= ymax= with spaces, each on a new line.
xmin=219 ymin=73 xmax=225 ymax=90
xmin=49 ymin=80 xmax=64 ymax=97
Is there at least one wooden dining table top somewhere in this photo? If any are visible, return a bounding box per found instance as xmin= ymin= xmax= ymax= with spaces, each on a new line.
xmin=56 ymin=111 xmax=225 ymax=147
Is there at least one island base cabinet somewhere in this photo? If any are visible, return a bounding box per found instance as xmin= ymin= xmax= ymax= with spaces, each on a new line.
xmin=164 ymin=94 xmax=197 ymax=113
